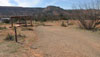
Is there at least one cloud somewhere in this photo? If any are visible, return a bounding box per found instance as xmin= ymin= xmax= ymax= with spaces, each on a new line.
xmin=45 ymin=0 xmax=68 ymax=6
xmin=0 ymin=0 xmax=43 ymax=7
xmin=0 ymin=0 xmax=12 ymax=6
xmin=46 ymin=0 xmax=59 ymax=5
xmin=0 ymin=0 xmax=88 ymax=9
xmin=14 ymin=0 xmax=42 ymax=7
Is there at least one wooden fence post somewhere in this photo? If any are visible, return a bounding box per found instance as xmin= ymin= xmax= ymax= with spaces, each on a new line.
xmin=14 ymin=27 xmax=18 ymax=42
xmin=30 ymin=19 xmax=33 ymax=26
xmin=25 ymin=19 xmax=27 ymax=27
xmin=11 ymin=18 xmax=14 ymax=28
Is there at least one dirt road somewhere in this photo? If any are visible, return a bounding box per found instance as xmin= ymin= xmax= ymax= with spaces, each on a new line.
xmin=32 ymin=26 xmax=100 ymax=57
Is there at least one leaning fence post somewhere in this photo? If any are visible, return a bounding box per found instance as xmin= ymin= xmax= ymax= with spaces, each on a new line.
xmin=14 ymin=27 xmax=18 ymax=42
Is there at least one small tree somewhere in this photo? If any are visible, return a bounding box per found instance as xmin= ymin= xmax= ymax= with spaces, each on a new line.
xmin=73 ymin=0 xmax=100 ymax=30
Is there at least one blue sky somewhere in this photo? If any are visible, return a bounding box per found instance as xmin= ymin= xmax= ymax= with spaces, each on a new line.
xmin=0 ymin=0 xmax=92 ymax=9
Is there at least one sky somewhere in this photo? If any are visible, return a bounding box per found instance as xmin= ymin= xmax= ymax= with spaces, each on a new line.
xmin=0 ymin=0 xmax=92 ymax=9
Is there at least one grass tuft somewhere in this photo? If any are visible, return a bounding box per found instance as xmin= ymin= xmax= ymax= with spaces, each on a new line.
xmin=4 ymin=34 xmax=14 ymax=41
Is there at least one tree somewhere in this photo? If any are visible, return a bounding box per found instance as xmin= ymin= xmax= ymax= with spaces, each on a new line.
xmin=73 ymin=0 xmax=100 ymax=30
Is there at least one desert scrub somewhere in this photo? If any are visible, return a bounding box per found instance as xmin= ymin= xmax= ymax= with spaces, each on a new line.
xmin=0 ymin=27 xmax=7 ymax=30
xmin=5 ymin=34 xmax=14 ymax=41
xmin=5 ymin=33 xmax=26 ymax=42
xmin=68 ymin=22 xmax=74 ymax=25
xmin=61 ymin=21 xmax=67 ymax=27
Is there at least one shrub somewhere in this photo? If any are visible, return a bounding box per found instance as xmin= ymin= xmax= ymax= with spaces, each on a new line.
xmin=61 ymin=21 xmax=67 ymax=27
xmin=5 ymin=34 xmax=14 ymax=41
xmin=0 ymin=27 xmax=7 ymax=30
xmin=71 ymin=0 xmax=100 ymax=30
xmin=2 ymin=19 xmax=10 ymax=23
xmin=79 ymin=20 xmax=100 ymax=30
xmin=68 ymin=22 xmax=74 ymax=25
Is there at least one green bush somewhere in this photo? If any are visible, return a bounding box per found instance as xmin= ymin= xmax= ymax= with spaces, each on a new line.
xmin=0 ymin=27 xmax=7 ymax=30
xmin=2 ymin=19 xmax=10 ymax=23
xmin=5 ymin=34 xmax=14 ymax=41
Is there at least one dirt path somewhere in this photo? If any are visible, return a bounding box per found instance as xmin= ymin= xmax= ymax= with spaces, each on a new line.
xmin=32 ymin=26 xmax=100 ymax=57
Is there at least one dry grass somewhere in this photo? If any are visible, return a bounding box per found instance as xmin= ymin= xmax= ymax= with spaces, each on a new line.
xmin=0 ymin=24 xmax=40 ymax=57
xmin=0 ymin=21 xmax=100 ymax=57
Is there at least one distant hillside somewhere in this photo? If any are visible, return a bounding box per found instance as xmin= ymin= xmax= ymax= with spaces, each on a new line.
xmin=0 ymin=6 xmax=44 ymax=17
xmin=0 ymin=6 xmax=73 ymax=20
